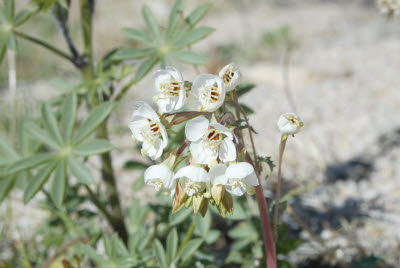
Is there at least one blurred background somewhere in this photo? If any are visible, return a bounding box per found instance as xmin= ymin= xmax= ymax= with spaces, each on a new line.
xmin=1 ymin=0 xmax=400 ymax=266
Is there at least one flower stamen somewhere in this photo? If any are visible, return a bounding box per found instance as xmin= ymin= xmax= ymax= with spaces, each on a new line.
xmin=222 ymin=71 xmax=235 ymax=85
xmin=160 ymin=80 xmax=181 ymax=97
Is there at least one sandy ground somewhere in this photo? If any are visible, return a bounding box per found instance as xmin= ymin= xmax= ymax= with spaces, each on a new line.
xmin=1 ymin=0 xmax=400 ymax=265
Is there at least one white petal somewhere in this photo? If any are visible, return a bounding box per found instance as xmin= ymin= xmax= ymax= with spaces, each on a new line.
xmin=154 ymin=71 xmax=172 ymax=93
xmin=159 ymin=122 xmax=168 ymax=148
xmin=131 ymin=101 xmax=159 ymax=122
xmin=191 ymin=74 xmax=226 ymax=112
xmin=226 ymin=162 xmax=255 ymax=180
xmin=190 ymin=140 xmax=217 ymax=165
xmin=175 ymin=87 xmax=186 ymax=110
xmin=225 ymin=184 xmax=246 ymax=196
xmin=165 ymin=66 xmax=184 ymax=84
xmin=144 ymin=164 xmax=173 ymax=185
xmin=219 ymin=63 xmax=242 ymax=92
xmin=209 ymin=123 xmax=233 ymax=140
xmin=245 ymin=173 xmax=259 ymax=187
xmin=156 ymin=97 xmax=176 ymax=113
xmin=209 ymin=164 xmax=228 ymax=185
xmin=185 ymin=116 xmax=209 ymax=141
xmin=174 ymin=165 xmax=209 ymax=183
xmin=128 ymin=117 xmax=148 ymax=142
xmin=180 ymin=177 xmax=205 ymax=196
xmin=219 ymin=138 xmax=237 ymax=163
xmin=142 ymin=139 xmax=163 ymax=160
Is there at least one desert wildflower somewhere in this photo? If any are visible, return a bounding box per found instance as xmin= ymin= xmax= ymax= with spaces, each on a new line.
xmin=219 ymin=63 xmax=242 ymax=91
xmin=188 ymin=73 xmax=225 ymax=112
xmin=277 ymin=112 xmax=303 ymax=136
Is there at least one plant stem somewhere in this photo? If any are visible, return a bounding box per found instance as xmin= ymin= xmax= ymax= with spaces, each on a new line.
xmin=176 ymin=219 xmax=196 ymax=257
xmin=273 ymin=135 xmax=287 ymax=241
xmin=14 ymin=31 xmax=74 ymax=64
xmin=231 ymin=90 xmax=277 ymax=268
xmin=79 ymin=0 xmax=128 ymax=244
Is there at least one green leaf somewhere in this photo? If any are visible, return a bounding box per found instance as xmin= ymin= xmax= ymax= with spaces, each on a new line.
xmin=134 ymin=55 xmax=158 ymax=82
xmin=72 ymin=139 xmax=114 ymax=156
xmin=8 ymin=153 xmax=55 ymax=174
xmin=132 ymin=177 xmax=145 ymax=192
xmin=13 ymin=9 xmax=33 ymax=26
xmin=186 ymin=4 xmax=212 ymax=29
xmin=0 ymin=133 xmax=19 ymax=160
xmin=0 ymin=43 xmax=6 ymax=64
xmin=42 ymin=102 xmax=63 ymax=146
xmin=24 ymin=161 xmax=57 ymax=204
xmin=0 ymin=175 xmax=16 ymax=202
xmin=50 ymin=160 xmax=66 ymax=207
xmin=112 ymin=48 xmax=155 ymax=61
xmin=241 ymin=104 xmax=254 ymax=115
xmin=123 ymin=160 xmax=149 ymax=170
xmin=166 ymin=228 xmax=178 ymax=264
xmin=236 ymin=83 xmax=255 ymax=97
xmin=169 ymin=208 xmax=192 ymax=226
xmin=166 ymin=0 xmax=185 ymax=40
xmin=67 ymin=157 xmax=94 ymax=185
xmin=173 ymin=27 xmax=214 ymax=48
xmin=195 ymin=211 xmax=211 ymax=238
xmin=153 ymin=239 xmax=168 ymax=268
xmin=170 ymin=50 xmax=206 ymax=65
xmin=121 ymin=28 xmax=154 ymax=46
xmin=78 ymin=244 xmax=105 ymax=264
xmin=73 ymin=101 xmax=115 ymax=145
xmin=61 ymin=91 xmax=77 ymax=143
xmin=179 ymin=238 xmax=203 ymax=263
xmin=142 ymin=5 xmax=161 ymax=42
xmin=4 ymin=0 xmax=14 ymax=19
xmin=25 ymin=122 xmax=61 ymax=150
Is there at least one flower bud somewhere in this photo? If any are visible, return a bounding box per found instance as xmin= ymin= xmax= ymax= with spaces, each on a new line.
xmin=277 ymin=113 xmax=303 ymax=136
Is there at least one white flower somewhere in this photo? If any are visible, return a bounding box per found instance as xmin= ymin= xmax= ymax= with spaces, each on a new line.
xmin=153 ymin=66 xmax=186 ymax=113
xmin=174 ymin=165 xmax=209 ymax=196
xmin=209 ymin=163 xmax=259 ymax=196
xmin=144 ymin=164 xmax=176 ymax=196
xmin=185 ymin=116 xmax=236 ymax=166
xmin=188 ymin=74 xmax=225 ymax=112
xmin=277 ymin=112 xmax=303 ymax=135
xmin=219 ymin=63 xmax=241 ymax=92
xmin=129 ymin=101 xmax=168 ymax=160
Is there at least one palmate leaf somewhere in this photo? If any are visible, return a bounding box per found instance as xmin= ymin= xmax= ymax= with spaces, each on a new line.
xmin=186 ymin=4 xmax=212 ymax=29
xmin=134 ymin=55 xmax=159 ymax=82
xmin=166 ymin=228 xmax=178 ymax=264
xmin=61 ymin=91 xmax=77 ymax=143
xmin=42 ymin=102 xmax=63 ymax=146
xmin=166 ymin=0 xmax=185 ymax=41
xmin=0 ymin=175 xmax=16 ymax=202
xmin=25 ymin=122 xmax=61 ymax=150
xmin=8 ymin=153 xmax=55 ymax=174
xmin=179 ymin=238 xmax=203 ymax=264
xmin=0 ymin=133 xmax=19 ymax=160
xmin=169 ymin=50 xmax=206 ymax=65
xmin=4 ymin=0 xmax=15 ymax=20
xmin=153 ymin=239 xmax=168 ymax=268
xmin=112 ymin=48 xmax=155 ymax=61
xmin=68 ymin=156 xmax=94 ymax=185
xmin=121 ymin=28 xmax=154 ymax=46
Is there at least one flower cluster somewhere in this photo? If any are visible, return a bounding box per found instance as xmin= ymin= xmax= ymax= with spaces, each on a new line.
xmin=129 ymin=64 xmax=302 ymax=217
xmin=129 ymin=64 xmax=259 ymax=216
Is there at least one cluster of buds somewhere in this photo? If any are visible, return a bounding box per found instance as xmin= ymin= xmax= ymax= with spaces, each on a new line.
xmin=377 ymin=0 xmax=400 ymax=16
xmin=129 ymin=63 xmax=303 ymax=217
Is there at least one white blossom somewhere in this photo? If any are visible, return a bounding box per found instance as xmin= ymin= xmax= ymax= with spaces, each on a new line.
xmin=174 ymin=165 xmax=209 ymax=196
xmin=209 ymin=163 xmax=259 ymax=196
xmin=185 ymin=116 xmax=236 ymax=166
xmin=144 ymin=164 xmax=176 ymax=196
xmin=188 ymin=74 xmax=225 ymax=112
xmin=219 ymin=63 xmax=242 ymax=92
xmin=129 ymin=101 xmax=168 ymax=160
xmin=153 ymin=66 xmax=186 ymax=113
xmin=277 ymin=112 xmax=303 ymax=135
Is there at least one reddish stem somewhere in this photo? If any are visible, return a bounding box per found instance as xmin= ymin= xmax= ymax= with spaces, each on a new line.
xmin=273 ymin=137 xmax=287 ymax=241
xmin=176 ymin=139 xmax=189 ymax=157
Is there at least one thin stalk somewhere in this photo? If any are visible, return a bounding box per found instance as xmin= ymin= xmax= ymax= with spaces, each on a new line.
xmin=7 ymin=49 xmax=17 ymax=141
xmin=176 ymin=219 xmax=196 ymax=257
xmin=14 ymin=31 xmax=74 ymax=64
xmin=85 ymin=185 xmax=117 ymax=229
xmin=273 ymin=135 xmax=287 ymax=241
xmin=231 ymin=90 xmax=276 ymax=268
xmin=79 ymin=0 xmax=128 ymax=243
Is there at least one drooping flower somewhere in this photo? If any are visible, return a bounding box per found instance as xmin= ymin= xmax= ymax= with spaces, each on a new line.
xmin=153 ymin=66 xmax=186 ymax=113
xmin=174 ymin=165 xmax=209 ymax=196
xmin=219 ymin=63 xmax=241 ymax=92
xmin=185 ymin=116 xmax=236 ymax=166
xmin=129 ymin=101 xmax=168 ymax=160
xmin=277 ymin=112 xmax=303 ymax=135
xmin=209 ymin=163 xmax=259 ymax=196
xmin=188 ymin=74 xmax=225 ymax=112
xmin=144 ymin=164 xmax=176 ymax=196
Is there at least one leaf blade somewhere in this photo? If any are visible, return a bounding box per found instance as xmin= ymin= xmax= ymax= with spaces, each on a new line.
xmin=24 ymin=161 xmax=58 ymax=204
xmin=153 ymin=239 xmax=168 ymax=268
xmin=142 ymin=5 xmax=161 ymax=42
xmin=173 ymin=26 xmax=214 ymax=48
xmin=170 ymin=50 xmax=206 ymax=65
xmin=50 ymin=160 xmax=66 ymax=207
xmin=72 ymin=139 xmax=114 ymax=156
xmin=42 ymin=102 xmax=63 ymax=146
xmin=61 ymin=91 xmax=77 ymax=143
xmin=68 ymin=157 xmax=94 ymax=185
xmin=121 ymin=28 xmax=154 ymax=46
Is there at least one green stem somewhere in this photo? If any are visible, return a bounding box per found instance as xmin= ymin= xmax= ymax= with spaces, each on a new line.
xmin=176 ymin=219 xmax=195 ymax=257
xmin=273 ymin=135 xmax=287 ymax=241
xmin=79 ymin=0 xmax=128 ymax=244
xmin=85 ymin=185 xmax=117 ymax=228
xmin=14 ymin=31 xmax=74 ymax=64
